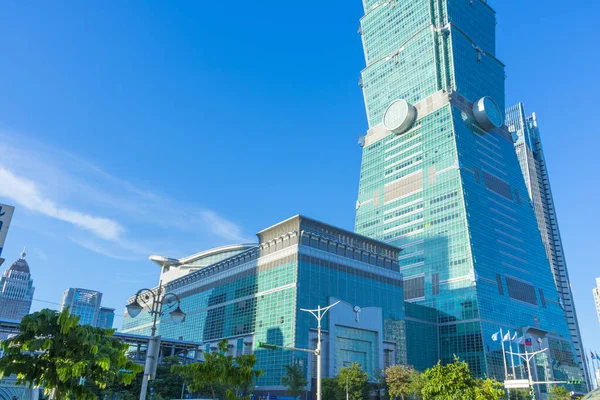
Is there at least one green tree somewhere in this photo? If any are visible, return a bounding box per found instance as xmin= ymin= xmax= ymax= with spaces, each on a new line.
xmin=0 ymin=308 xmax=142 ymax=400
xmin=421 ymin=356 xmax=503 ymax=400
xmin=408 ymin=371 xmax=425 ymax=400
xmin=474 ymin=378 xmax=505 ymax=400
xmin=385 ymin=365 xmax=421 ymax=400
xmin=281 ymin=363 xmax=308 ymax=399
xmin=549 ymin=385 xmax=572 ymax=400
xmin=150 ymin=355 xmax=185 ymax=399
xmin=322 ymin=377 xmax=339 ymax=400
xmin=172 ymin=340 xmax=263 ymax=400
xmin=509 ymin=389 xmax=530 ymax=400
xmin=421 ymin=358 xmax=476 ymax=400
xmin=337 ymin=363 xmax=369 ymax=400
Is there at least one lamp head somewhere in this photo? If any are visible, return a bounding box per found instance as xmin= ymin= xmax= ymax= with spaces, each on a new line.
xmin=170 ymin=306 xmax=186 ymax=324
xmin=126 ymin=300 xmax=143 ymax=318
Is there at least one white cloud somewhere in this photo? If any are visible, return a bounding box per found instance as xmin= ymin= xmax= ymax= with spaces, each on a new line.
xmin=69 ymin=237 xmax=143 ymax=261
xmin=200 ymin=211 xmax=253 ymax=243
xmin=0 ymin=167 xmax=124 ymax=241
xmin=0 ymin=131 xmax=251 ymax=259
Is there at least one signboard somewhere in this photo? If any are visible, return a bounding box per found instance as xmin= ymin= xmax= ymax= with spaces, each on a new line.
xmin=504 ymin=379 xmax=530 ymax=389
xmin=0 ymin=203 xmax=15 ymax=259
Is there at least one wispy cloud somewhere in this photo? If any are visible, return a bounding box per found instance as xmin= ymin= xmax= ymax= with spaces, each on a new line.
xmin=0 ymin=167 xmax=124 ymax=241
xmin=0 ymin=130 xmax=252 ymax=259
xmin=69 ymin=237 xmax=143 ymax=261
xmin=200 ymin=211 xmax=251 ymax=243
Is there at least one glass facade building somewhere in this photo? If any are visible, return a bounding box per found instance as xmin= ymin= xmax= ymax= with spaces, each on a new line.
xmin=506 ymin=103 xmax=590 ymax=387
xmin=152 ymin=244 xmax=256 ymax=285
xmin=354 ymin=0 xmax=583 ymax=395
xmin=123 ymin=215 xmax=413 ymax=397
xmin=97 ymin=307 xmax=115 ymax=329
xmin=0 ymin=250 xmax=34 ymax=324
xmin=60 ymin=288 xmax=103 ymax=327
xmin=594 ymin=279 xmax=600 ymax=324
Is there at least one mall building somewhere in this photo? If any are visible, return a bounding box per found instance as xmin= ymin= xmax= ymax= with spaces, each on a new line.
xmin=122 ymin=215 xmax=438 ymax=397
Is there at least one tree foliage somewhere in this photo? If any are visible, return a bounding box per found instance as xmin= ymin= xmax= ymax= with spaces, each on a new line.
xmin=149 ymin=355 xmax=186 ymax=399
xmin=385 ymin=364 xmax=421 ymax=400
xmin=281 ymin=363 xmax=308 ymax=398
xmin=321 ymin=377 xmax=338 ymax=400
xmin=421 ymin=357 xmax=504 ymax=400
xmin=337 ymin=362 xmax=370 ymax=400
xmin=509 ymin=388 xmax=530 ymax=400
xmin=474 ymin=377 xmax=505 ymax=400
xmin=172 ymin=339 xmax=263 ymax=400
xmin=549 ymin=385 xmax=572 ymax=400
xmin=93 ymin=356 xmax=185 ymax=400
xmin=0 ymin=308 xmax=142 ymax=400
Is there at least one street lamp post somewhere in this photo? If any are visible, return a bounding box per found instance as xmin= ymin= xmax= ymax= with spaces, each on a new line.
xmin=126 ymin=282 xmax=186 ymax=400
xmin=300 ymin=301 xmax=339 ymax=400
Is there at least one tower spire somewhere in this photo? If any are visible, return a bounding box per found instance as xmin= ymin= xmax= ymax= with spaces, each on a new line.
xmin=21 ymin=246 xmax=26 ymax=259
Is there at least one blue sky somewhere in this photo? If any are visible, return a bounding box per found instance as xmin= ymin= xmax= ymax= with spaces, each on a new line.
xmin=1 ymin=0 xmax=599 ymax=358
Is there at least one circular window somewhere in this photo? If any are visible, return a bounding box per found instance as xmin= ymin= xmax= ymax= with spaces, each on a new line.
xmin=382 ymin=99 xmax=417 ymax=134
xmin=473 ymin=96 xmax=503 ymax=132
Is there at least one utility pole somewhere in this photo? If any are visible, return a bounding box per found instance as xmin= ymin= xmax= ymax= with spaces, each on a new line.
xmin=260 ymin=301 xmax=339 ymax=400
xmin=300 ymin=301 xmax=340 ymax=400
xmin=346 ymin=375 xmax=349 ymax=400
xmin=506 ymin=347 xmax=565 ymax=399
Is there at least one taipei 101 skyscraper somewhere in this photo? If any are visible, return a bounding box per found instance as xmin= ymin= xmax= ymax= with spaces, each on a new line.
xmin=354 ymin=0 xmax=587 ymax=390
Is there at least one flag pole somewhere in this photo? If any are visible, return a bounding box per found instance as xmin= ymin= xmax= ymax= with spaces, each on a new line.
xmin=592 ymin=353 xmax=600 ymax=387
xmin=509 ymin=331 xmax=516 ymax=379
xmin=586 ymin=350 xmax=596 ymax=390
xmin=500 ymin=328 xmax=509 ymax=380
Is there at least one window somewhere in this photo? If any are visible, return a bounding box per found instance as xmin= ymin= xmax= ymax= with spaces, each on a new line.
xmin=404 ymin=276 xmax=425 ymax=300
xmin=496 ymin=274 xmax=504 ymax=295
xmin=432 ymin=273 xmax=440 ymax=295
xmin=539 ymin=289 xmax=547 ymax=308
xmin=506 ymin=277 xmax=537 ymax=305
xmin=483 ymin=171 xmax=512 ymax=200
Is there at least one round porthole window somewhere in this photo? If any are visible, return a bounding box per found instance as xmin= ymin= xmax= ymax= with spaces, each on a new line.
xmin=473 ymin=96 xmax=503 ymax=132
xmin=382 ymin=99 xmax=417 ymax=135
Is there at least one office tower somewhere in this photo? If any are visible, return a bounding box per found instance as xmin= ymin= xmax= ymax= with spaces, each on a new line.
xmin=506 ymin=103 xmax=589 ymax=386
xmin=0 ymin=203 xmax=15 ymax=267
xmin=594 ymin=279 xmax=600 ymax=324
xmin=123 ymin=215 xmax=408 ymax=398
xmin=60 ymin=288 xmax=103 ymax=326
xmin=0 ymin=248 xmax=38 ymax=398
xmin=354 ymin=0 xmax=583 ymax=391
xmin=0 ymin=249 xmax=34 ymax=322
xmin=97 ymin=307 xmax=115 ymax=329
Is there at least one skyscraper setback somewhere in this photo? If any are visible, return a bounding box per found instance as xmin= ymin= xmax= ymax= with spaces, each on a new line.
xmin=506 ymin=103 xmax=589 ymax=385
xmin=355 ymin=0 xmax=584 ymax=390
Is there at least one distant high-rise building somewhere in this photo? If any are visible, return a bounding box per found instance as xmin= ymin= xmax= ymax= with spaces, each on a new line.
xmin=0 ymin=249 xmax=34 ymax=322
xmin=593 ymin=279 xmax=600 ymax=324
xmin=0 ymin=247 xmax=39 ymax=398
xmin=60 ymin=288 xmax=103 ymax=326
xmin=0 ymin=203 xmax=15 ymax=267
xmin=354 ymin=0 xmax=584 ymax=392
xmin=506 ymin=103 xmax=589 ymax=386
xmin=97 ymin=307 xmax=115 ymax=329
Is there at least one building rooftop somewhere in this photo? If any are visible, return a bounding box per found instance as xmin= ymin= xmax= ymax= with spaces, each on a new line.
xmin=7 ymin=250 xmax=29 ymax=274
xmin=161 ymin=215 xmax=402 ymax=292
